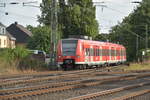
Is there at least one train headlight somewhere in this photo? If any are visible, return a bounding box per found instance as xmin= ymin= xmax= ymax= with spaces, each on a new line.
xmin=58 ymin=56 xmax=61 ymax=58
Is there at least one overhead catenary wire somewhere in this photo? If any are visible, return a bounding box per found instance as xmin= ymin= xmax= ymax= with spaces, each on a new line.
xmin=0 ymin=10 xmax=37 ymax=20
xmin=0 ymin=1 xmax=40 ymax=21
xmin=0 ymin=1 xmax=40 ymax=8
xmin=105 ymin=6 xmax=127 ymax=15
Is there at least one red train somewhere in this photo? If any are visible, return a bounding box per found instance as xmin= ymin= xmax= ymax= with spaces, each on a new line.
xmin=57 ymin=38 xmax=126 ymax=70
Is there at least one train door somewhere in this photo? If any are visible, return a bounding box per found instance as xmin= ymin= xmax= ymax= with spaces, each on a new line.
xmin=115 ymin=47 xmax=117 ymax=61
xmin=111 ymin=47 xmax=115 ymax=62
xmin=106 ymin=46 xmax=109 ymax=63
xmin=90 ymin=45 xmax=93 ymax=65
xmin=109 ymin=47 xmax=111 ymax=62
xmin=94 ymin=46 xmax=99 ymax=64
xmin=99 ymin=46 xmax=102 ymax=61
xmin=102 ymin=46 xmax=105 ymax=63
xmin=121 ymin=48 xmax=123 ymax=62
xmin=120 ymin=48 xmax=122 ymax=62
xmin=85 ymin=48 xmax=89 ymax=64
xmin=116 ymin=47 xmax=120 ymax=62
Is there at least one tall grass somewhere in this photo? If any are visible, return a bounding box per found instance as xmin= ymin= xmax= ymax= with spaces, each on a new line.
xmin=0 ymin=47 xmax=29 ymax=73
xmin=0 ymin=47 xmax=48 ymax=74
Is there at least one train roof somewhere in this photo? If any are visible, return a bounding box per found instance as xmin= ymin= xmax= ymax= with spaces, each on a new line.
xmin=61 ymin=38 xmax=125 ymax=49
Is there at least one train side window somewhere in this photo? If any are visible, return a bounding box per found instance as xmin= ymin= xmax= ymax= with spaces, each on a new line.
xmin=96 ymin=49 xmax=97 ymax=56
xmin=100 ymin=49 xmax=102 ymax=56
xmin=117 ymin=50 xmax=119 ymax=56
xmin=87 ymin=48 xmax=89 ymax=56
xmin=120 ymin=49 xmax=122 ymax=56
xmin=94 ymin=49 xmax=96 ymax=56
xmin=88 ymin=48 xmax=90 ymax=56
xmin=121 ymin=49 xmax=123 ymax=56
xmin=89 ymin=48 xmax=91 ymax=56
xmin=102 ymin=49 xmax=104 ymax=56
xmin=105 ymin=49 xmax=107 ymax=56
xmin=109 ymin=49 xmax=111 ymax=56
xmin=118 ymin=50 xmax=120 ymax=56
xmin=85 ymin=48 xmax=87 ymax=56
xmin=112 ymin=49 xmax=114 ymax=56
xmin=103 ymin=49 xmax=106 ymax=56
xmin=96 ymin=49 xmax=98 ymax=56
xmin=104 ymin=49 xmax=106 ymax=56
xmin=93 ymin=48 xmax=94 ymax=56
xmin=107 ymin=49 xmax=109 ymax=56
xmin=94 ymin=48 xmax=96 ymax=56
xmin=115 ymin=48 xmax=117 ymax=56
xmin=90 ymin=48 xmax=92 ymax=56
xmin=95 ymin=49 xmax=97 ymax=56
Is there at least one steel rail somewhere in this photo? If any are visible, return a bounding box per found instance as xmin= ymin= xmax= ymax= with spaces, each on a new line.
xmin=67 ymin=82 xmax=150 ymax=100
xmin=113 ymin=89 xmax=150 ymax=100
xmin=0 ymin=72 xmax=146 ymax=95
xmin=1 ymin=73 xmax=150 ymax=100
xmin=0 ymin=71 xmax=135 ymax=88
xmin=0 ymin=70 xmax=97 ymax=87
xmin=0 ymin=75 xmax=134 ymax=95
xmin=0 ymin=69 xmax=94 ymax=82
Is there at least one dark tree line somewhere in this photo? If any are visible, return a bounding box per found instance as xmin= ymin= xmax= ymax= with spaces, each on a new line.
xmin=109 ymin=0 xmax=150 ymax=61
xmin=38 ymin=0 xmax=99 ymax=38
xmin=27 ymin=0 xmax=99 ymax=53
xmin=27 ymin=0 xmax=150 ymax=62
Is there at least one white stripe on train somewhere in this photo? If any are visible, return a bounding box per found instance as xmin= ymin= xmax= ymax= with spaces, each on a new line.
xmin=57 ymin=60 xmax=126 ymax=65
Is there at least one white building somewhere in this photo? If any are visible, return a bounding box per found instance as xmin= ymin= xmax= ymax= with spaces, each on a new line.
xmin=0 ymin=22 xmax=16 ymax=48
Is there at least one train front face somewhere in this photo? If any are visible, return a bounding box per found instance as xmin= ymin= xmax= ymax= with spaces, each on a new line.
xmin=57 ymin=39 xmax=78 ymax=69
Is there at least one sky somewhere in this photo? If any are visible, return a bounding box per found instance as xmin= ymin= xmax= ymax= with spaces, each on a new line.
xmin=0 ymin=0 xmax=142 ymax=33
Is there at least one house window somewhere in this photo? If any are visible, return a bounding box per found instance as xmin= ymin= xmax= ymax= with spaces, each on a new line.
xmin=2 ymin=28 xmax=5 ymax=34
xmin=0 ymin=27 xmax=2 ymax=34
xmin=0 ymin=39 xmax=1 ymax=46
xmin=4 ymin=40 xmax=6 ymax=45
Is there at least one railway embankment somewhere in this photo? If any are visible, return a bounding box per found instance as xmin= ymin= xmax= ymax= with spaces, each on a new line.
xmin=0 ymin=69 xmax=150 ymax=100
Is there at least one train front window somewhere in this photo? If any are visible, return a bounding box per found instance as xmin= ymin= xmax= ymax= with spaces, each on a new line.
xmin=62 ymin=40 xmax=77 ymax=56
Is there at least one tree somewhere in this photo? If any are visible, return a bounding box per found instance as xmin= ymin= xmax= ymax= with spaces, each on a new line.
xmin=38 ymin=0 xmax=52 ymax=25
xmin=109 ymin=0 xmax=150 ymax=61
xmin=38 ymin=0 xmax=99 ymax=38
xmin=95 ymin=34 xmax=109 ymax=42
xmin=27 ymin=26 xmax=51 ymax=53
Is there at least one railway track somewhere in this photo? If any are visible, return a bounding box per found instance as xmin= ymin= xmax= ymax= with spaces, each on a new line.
xmin=67 ymin=82 xmax=150 ymax=100
xmin=0 ymin=72 xmax=150 ymax=100
xmin=0 ymin=70 xmax=137 ymax=89
xmin=0 ymin=69 xmax=98 ymax=88
xmin=0 ymin=69 xmax=95 ymax=83
xmin=113 ymin=89 xmax=150 ymax=100
xmin=1 ymin=67 xmax=149 ymax=83
xmin=0 ymin=74 xmax=141 ymax=95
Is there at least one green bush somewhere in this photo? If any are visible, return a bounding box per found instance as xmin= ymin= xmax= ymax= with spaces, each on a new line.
xmin=0 ymin=47 xmax=48 ymax=71
xmin=0 ymin=47 xmax=29 ymax=69
xmin=19 ymin=56 xmax=48 ymax=71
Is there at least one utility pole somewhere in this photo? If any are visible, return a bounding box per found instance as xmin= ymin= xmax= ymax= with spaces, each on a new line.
xmin=136 ymin=35 xmax=139 ymax=60
xmin=145 ymin=24 xmax=148 ymax=53
xmin=50 ymin=0 xmax=58 ymax=65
